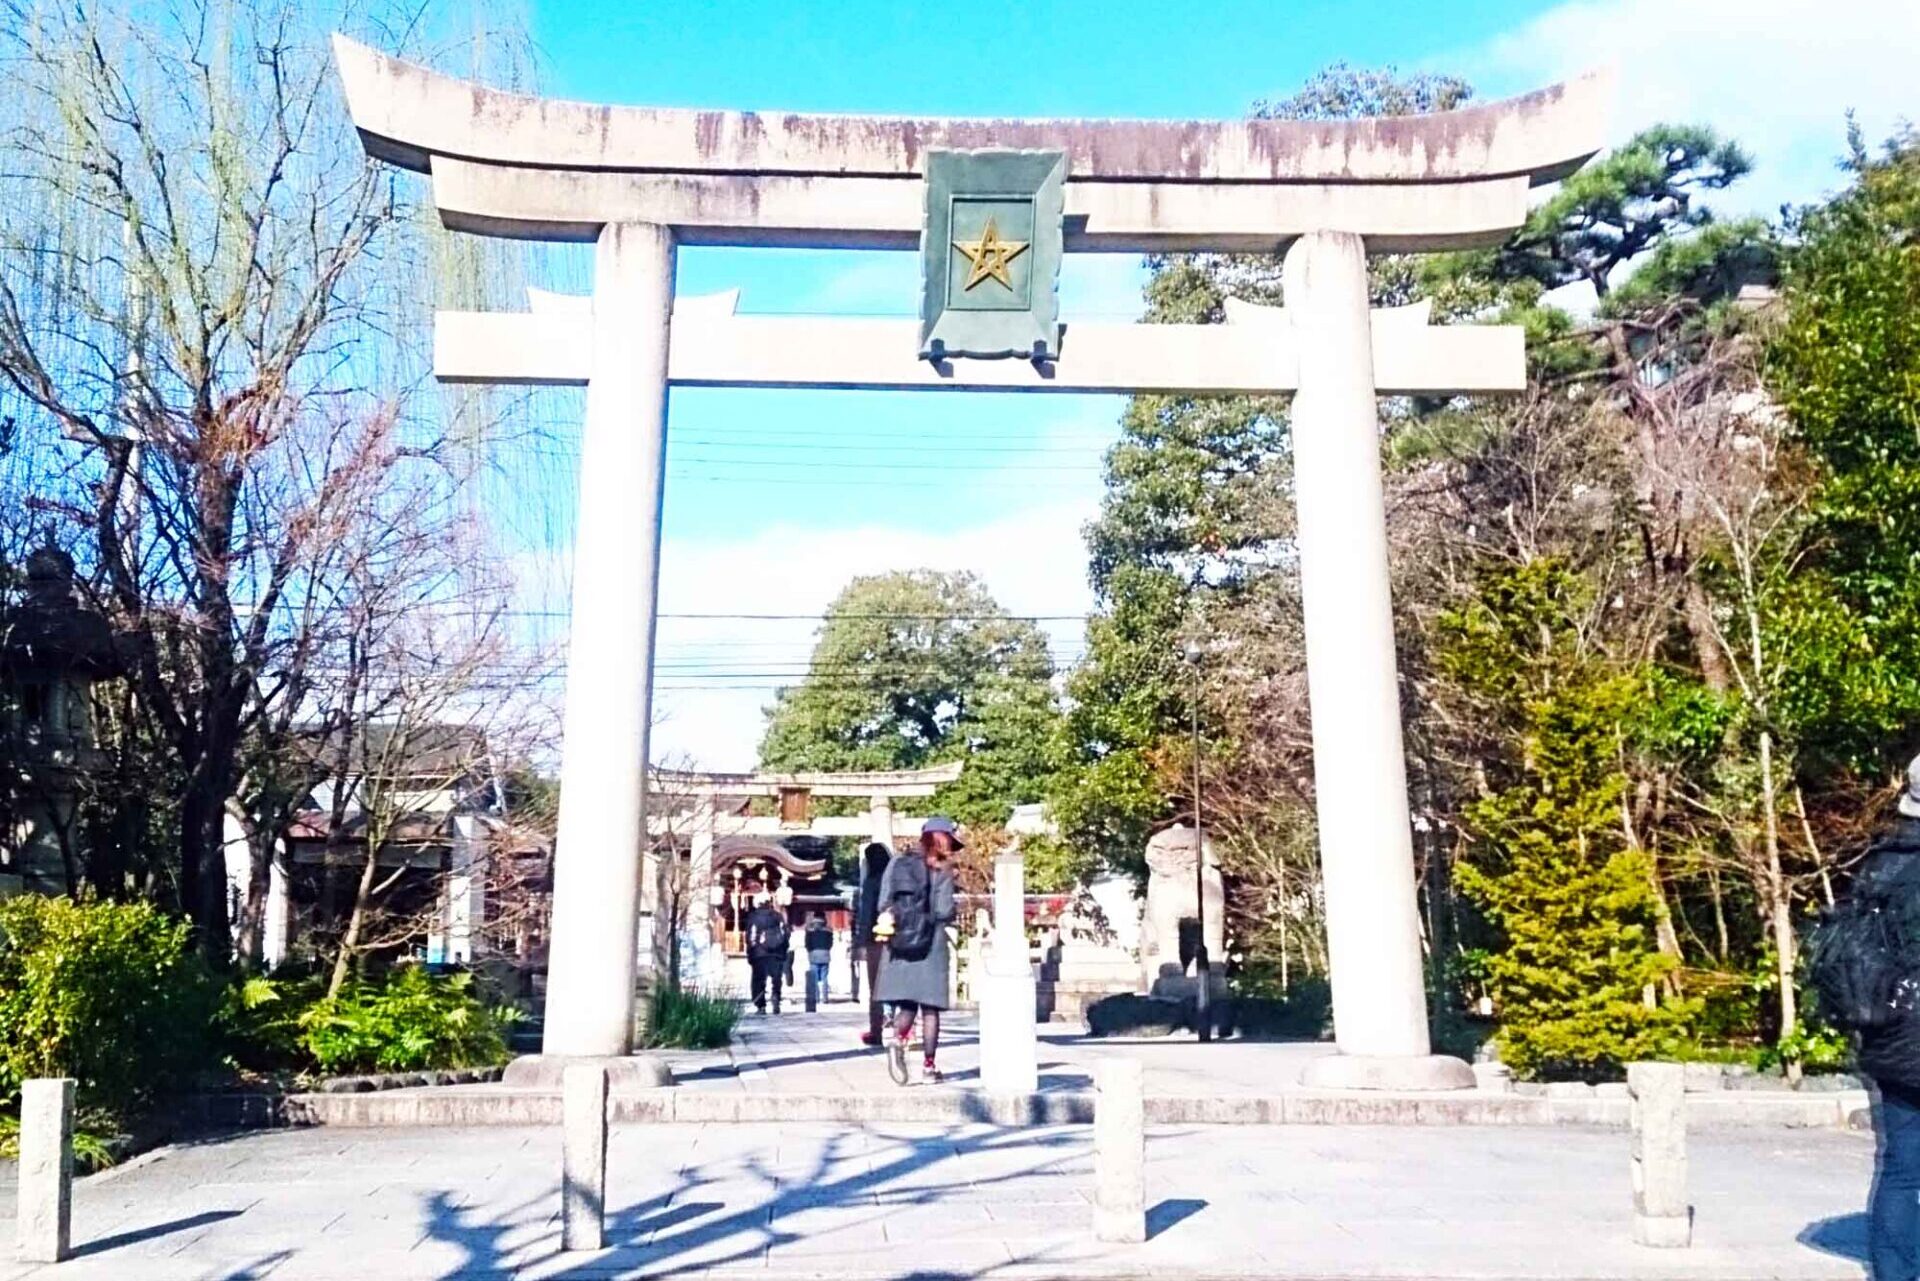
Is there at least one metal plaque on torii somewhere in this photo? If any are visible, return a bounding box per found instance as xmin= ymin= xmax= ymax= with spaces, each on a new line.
xmin=918 ymin=149 xmax=1065 ymax=363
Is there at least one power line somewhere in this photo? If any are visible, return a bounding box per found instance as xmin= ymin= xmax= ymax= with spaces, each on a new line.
xmin=506 ymin=424 xmax=1122 ymax=443
xmin=670 ymin=438 xmax=1113 ymax=455
xmin=658 ymin=611 xmax=1088 ymax=621
xmin=663 ymin=473 xmax=1089 ymax=487
xmin=466 ymin=609 xmax=1087 ymax=620
xmin=670 ymin=454 xmax=1102 ymax=472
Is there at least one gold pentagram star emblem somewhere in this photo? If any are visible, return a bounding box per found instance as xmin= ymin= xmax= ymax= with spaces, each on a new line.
xmin=952 ymin=217 xmax=1029 ymax=291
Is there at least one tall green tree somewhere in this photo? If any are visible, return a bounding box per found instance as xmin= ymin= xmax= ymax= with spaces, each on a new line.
xmin=1438 ymin=560 xmax=1695 ymax=1078
xmin=1058 ymin=65 xmax=1473 ymax=880
xmin=1770 ymin=127 xmax=1920 ymax=778
xmin=759 ymin=570 xmax=1061 ymax=828
xmin=1491 ymin=124 xmax=1754 ymax=299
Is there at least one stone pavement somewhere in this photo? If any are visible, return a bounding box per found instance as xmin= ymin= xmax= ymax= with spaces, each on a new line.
xmin=0 ymin=1115 xmax=1878 ymax=1280
xmin=712 ymin=1005 xmax=1334 ymax=1096
xmin=279 ymin=1009 xmax=1871 ymax=1129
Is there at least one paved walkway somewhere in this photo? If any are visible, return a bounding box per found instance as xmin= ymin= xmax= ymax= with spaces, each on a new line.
xmin=697 ymin=1006 xmax=1337 ymax=1095
xmin=0 ymin=1118 xmax=1876 ymax=1279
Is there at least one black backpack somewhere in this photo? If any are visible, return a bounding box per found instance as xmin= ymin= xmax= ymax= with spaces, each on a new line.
xmin=747 ymin=910 xmax=787 ymax=958
xmin=1809 ymin=879 xmax=1920 ymax=1031
xmin=886 ymin=855 xmax=936 ymax=962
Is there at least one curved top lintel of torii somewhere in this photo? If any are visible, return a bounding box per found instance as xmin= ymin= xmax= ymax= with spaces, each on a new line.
xmin=654 ymin=762 xmax=964 ymax=801
xmin=332 ymin=34 xmax=1613 ymax=190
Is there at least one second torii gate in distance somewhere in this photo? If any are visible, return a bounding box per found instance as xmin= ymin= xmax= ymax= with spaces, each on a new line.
xmin=645 ymin=763 xmax=963 ymax=993
xmin=331 ymin=35 xmax=1611 ymax=1092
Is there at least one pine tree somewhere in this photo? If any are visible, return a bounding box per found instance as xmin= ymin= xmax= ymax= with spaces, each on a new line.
xmin=1440 ymin=560 xmax=1696 ymax=1078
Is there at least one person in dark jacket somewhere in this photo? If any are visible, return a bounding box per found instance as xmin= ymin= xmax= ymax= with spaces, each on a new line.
xmin=1861 ymin=756 xmax=1920 ymax=1281
xmin=853 ymin=842 xmax=892 ymax=1046
xmin=743 ymin=895 xmax=789 ymax=1015
xmin=803 ymin=913 xmax=834 ymax=1006
xmin=875 ymin=818 xmax=960 ymax=1085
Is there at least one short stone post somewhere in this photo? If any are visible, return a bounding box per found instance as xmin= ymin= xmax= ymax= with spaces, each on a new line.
xmin=979 ymin=849 xmax=1038 ymax=1094
xmin=562 ymin=1063 xmax=610 ymax=1251
xmin=1628 ymin=1061 xmax=1690 ymax=1248
xmin=1094 ymin=1058 xmax=1146 ymax=1244
xmin=18 ymin=1078 xmax=75 ymax=1263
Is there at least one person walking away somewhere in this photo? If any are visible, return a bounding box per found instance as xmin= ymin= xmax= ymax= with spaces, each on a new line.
xmin=1810 ymin=755 xmax=1920 ymax=1280
xmin=853 ymin=842 xmax=892 ymax=1046
xmin=875 ymin=817 xmax=960 ymax=1084
xmin=744 ymin=894 xmax=790 ymax=1015
xmin=804 ymin=913 xmax=834 ymax=1008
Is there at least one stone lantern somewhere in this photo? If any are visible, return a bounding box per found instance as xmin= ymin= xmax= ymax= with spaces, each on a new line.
xmin=1 ymin=547 xmax=124 ymax=894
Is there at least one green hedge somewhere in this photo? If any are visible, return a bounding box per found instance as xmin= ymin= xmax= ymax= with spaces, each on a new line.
xmin=291 ymin=967 xmax=513 ymax=1075
xmin=0 ymin=895 xmax=219 ymax=1120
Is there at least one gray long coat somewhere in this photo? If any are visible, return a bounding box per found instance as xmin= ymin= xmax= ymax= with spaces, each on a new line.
xmin=873 ymin=856 xmax=956 ymax=1009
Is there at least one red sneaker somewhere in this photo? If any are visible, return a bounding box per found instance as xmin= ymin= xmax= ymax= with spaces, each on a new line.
xmin=859 ymin=1030 xmax=879 ymax=1047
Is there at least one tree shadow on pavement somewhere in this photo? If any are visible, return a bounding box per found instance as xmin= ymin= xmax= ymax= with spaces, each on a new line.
xmin=740 ymin=1033 xmax=983 ymax=1078
xmin=214 ymin=1252 xmax=294 ymax=1280
xmin=419 ymin=1122 xmax=1090 ymax=1279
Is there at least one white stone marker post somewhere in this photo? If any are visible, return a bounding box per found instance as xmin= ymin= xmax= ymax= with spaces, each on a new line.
xmin=1286 ymin=231 xmax=1471 ymax=1092
xmin=18 ymin=1078 xmax=74 ymax=1263
xmin=1094 ymin=1058 xmax=1146 ymax=1244
xmin=979 ymin=848 xmax=1038 ymax=1095
xmin=562 ymin=1063 xmax=610 ymax=1251
xmin=1628 ymin=1061 xmax=1691 ymax=1248
xmin=535 ymin=221 xmax=676 ymax=1079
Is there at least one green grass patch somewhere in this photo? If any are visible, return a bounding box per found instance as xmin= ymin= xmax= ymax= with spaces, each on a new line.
xmin=645 ymin=985 xmax=738 ymax=1050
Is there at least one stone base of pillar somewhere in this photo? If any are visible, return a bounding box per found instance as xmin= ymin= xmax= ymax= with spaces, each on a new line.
xmin=1299 ymin=1053 xmax=1475 ymax=1092
xmin=502 ymin=1053 xmax=674 ymax=1092
xmin=1633 ymin=1212 xmax=1693 ymax=1249
xmin=977 ymin=970 xmax=1038 ymax=1095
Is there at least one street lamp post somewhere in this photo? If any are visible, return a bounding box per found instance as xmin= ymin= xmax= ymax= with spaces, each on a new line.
xmin=1184 ymin=640 xmax=1212 ymax=1043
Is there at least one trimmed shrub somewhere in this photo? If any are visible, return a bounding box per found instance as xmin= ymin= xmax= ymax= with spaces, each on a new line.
xmin=296 ymin=967 xmax=512 ymax=1075
xmin=645 ymin=984 xmax=737 ymax=1050
xmin=0 ymin=895 xmax=219 ymax=1119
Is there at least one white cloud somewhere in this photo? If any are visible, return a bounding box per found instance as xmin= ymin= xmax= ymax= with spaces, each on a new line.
xmin=1457 ymin=0 xmax=1917 ymax=216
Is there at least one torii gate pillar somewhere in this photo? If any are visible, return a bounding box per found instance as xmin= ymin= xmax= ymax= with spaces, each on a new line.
xmin=505 ymin=222 xmax=677 ymax=1088
xmin=1287 ymin=232 xmax=1471 ymax=1090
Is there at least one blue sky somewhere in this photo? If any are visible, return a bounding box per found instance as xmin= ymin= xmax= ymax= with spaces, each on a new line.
xmin=485 ymin=0 xmax=1915 ymax=769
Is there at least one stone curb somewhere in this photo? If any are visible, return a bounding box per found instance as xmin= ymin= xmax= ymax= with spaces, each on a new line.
xmin=273 ymin=1086 xmax=1870 ymax=1129
xmin=727 ymin=1029 xmax=769 ymax=1089
xmin=310 ymin=1065 xmax=506 ymax=1094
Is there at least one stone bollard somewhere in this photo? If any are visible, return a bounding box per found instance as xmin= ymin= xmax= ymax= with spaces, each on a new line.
xmin=561 ymin=1064 xmax=609 ymax=1252
xmin=18 ymin=1078 xmax=75 ymax=1263
xmin=979 ymin=849 xmax=1039 ymax=1094
xmin=1627 ymin=1061 xmax=1690 ymax=1248
xmin=1094 ymin=1058 xmax=1146 ymax=1244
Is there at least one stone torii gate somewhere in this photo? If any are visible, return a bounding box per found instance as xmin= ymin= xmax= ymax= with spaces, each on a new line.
xmin=645 ymin=763 xmax=962 ymax=990
xmin=331 ymin=37 xmax=1610 ymax=1091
